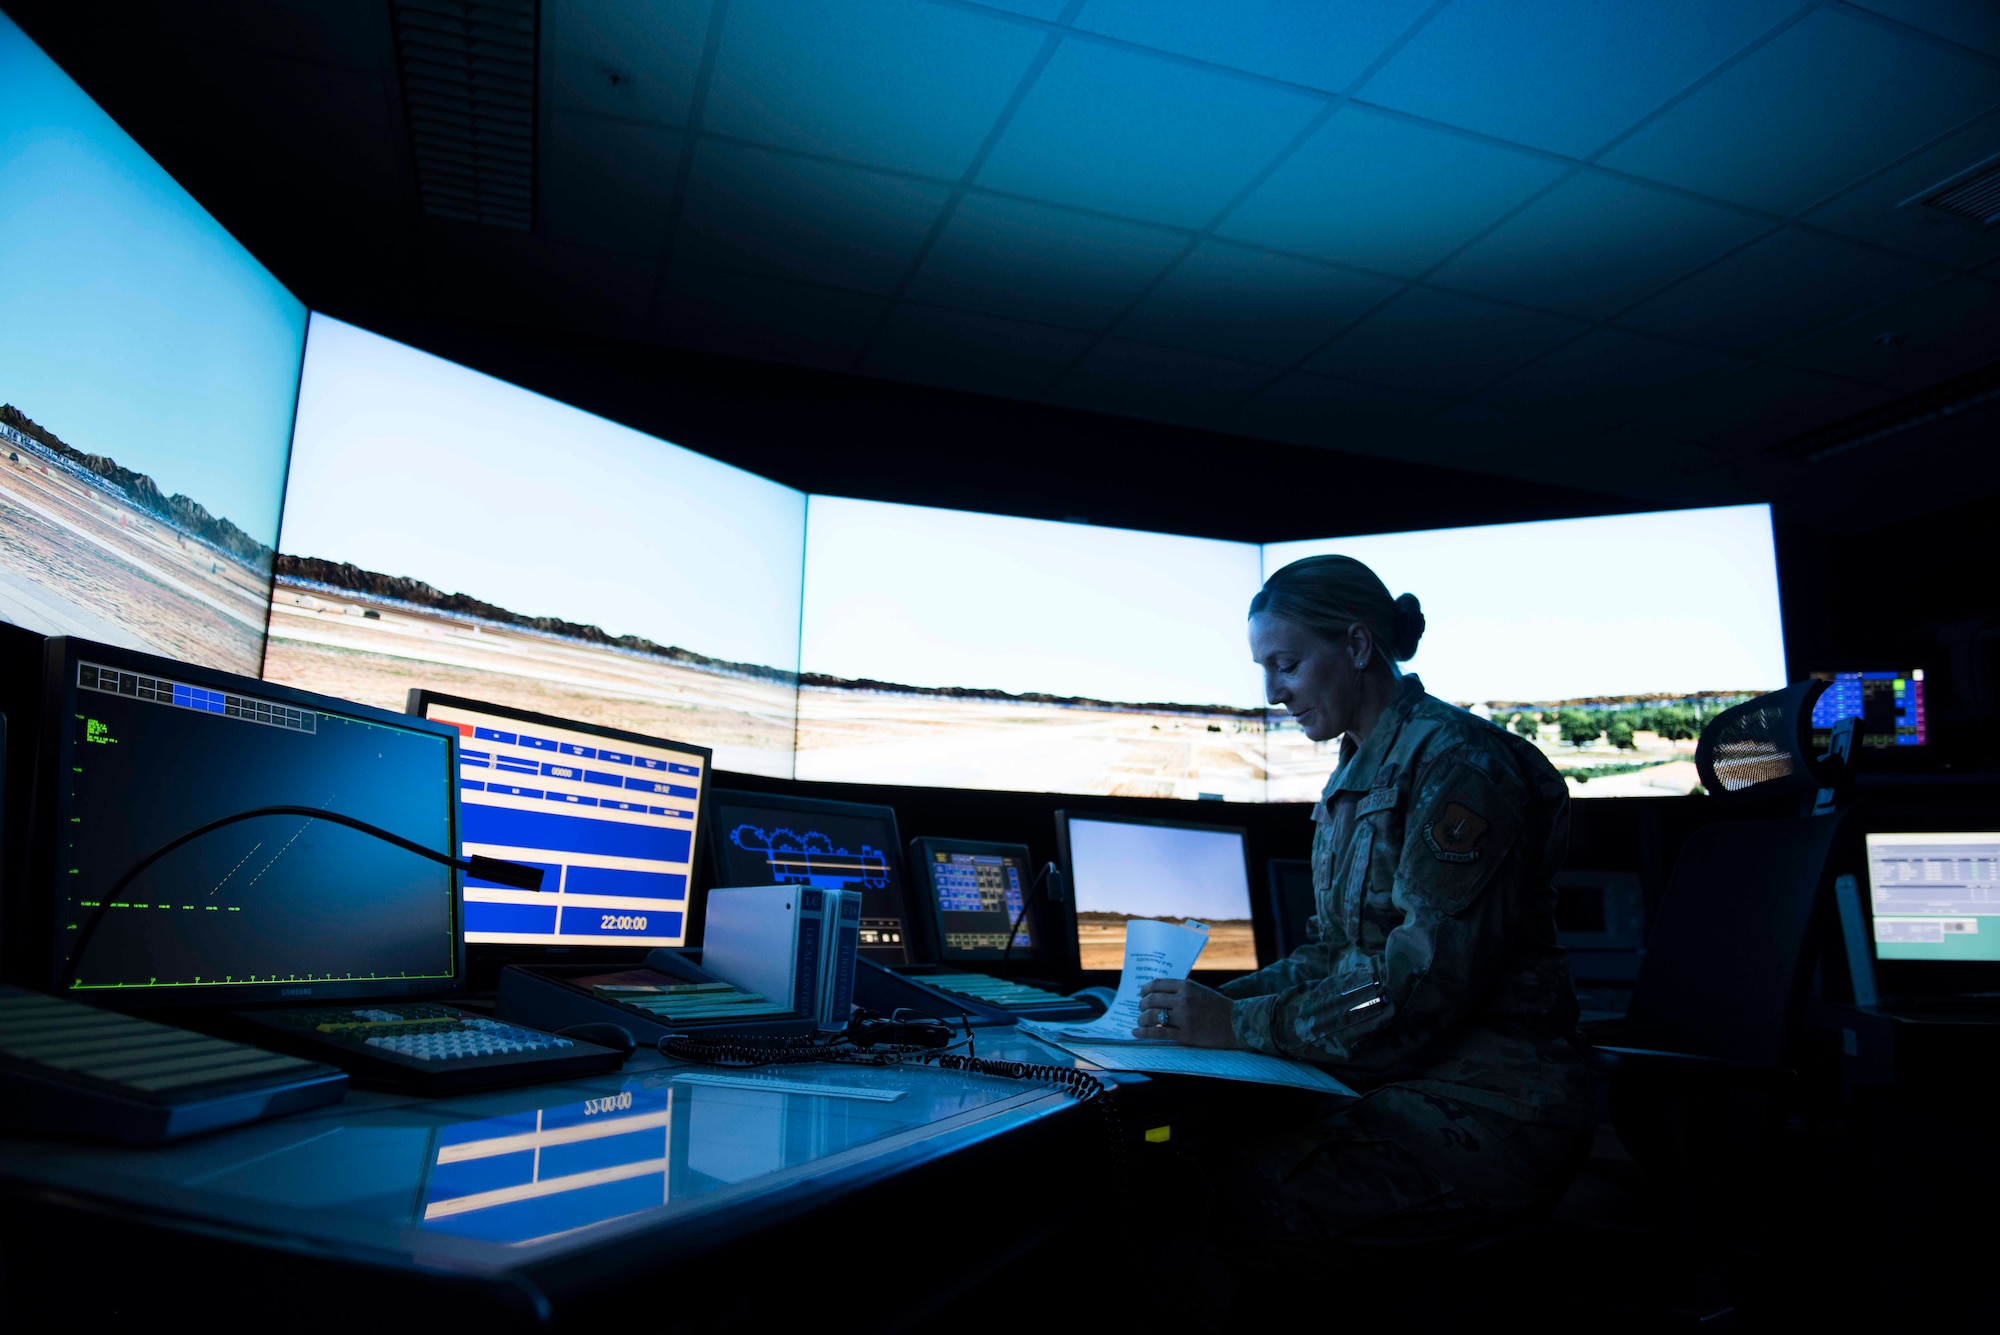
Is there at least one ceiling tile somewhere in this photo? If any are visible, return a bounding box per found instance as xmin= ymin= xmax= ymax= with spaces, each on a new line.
xmin=975 ymin=38 xmax=1325 ymax=229
xmin=1433 ymin=173 xmax=1772 ymax=320
xmin=655 ymin=263 xmax=887 ymax=371
xmin=1361 ymin=0 xmax=1798 ymax=158
xmin=976 ymin=1 xmax=1072 ymax=17
xmin=1477 ymin=328 xmax=1747 ymax=425
xmin=1776 ymin=277 xmax=2000 ymax=389
xmin=1306 ymin=287 xmax=1588 ymax=396
xmin=1634 ymin=363 xmax=1892 ymax=453
xmin=1600 ymin=8 xmax=2000 ymax=215
xmin=1848 ymin=0 xmax=2000 ymax=58
xmin=861 ymin=303 xmax=1091 ymax=399
xmin=541 ymin=111 xmax=683 ymax=257
xmin=140 ymin=0 xmax=388 ymax=69
xmin=906 ymin=193 xmax=1187 ymax=329
xmin=1073 ymin=0 xmax=1435 ymax=93
xmin=549 ymin=0 xmax=712 ymax=125
xmin=1044 ymin=338 xmax=1274 ymax=428
xmin=1801 ymin=112 xmax=2000 ymax=267
xmin=1114 ymin=240 xmax=1401 ymax=365
xmin=1229 ymin=371 xmax=1446 ymax=451
xmin=1616 ymin=229 xmax=1942 ymax=355
xmin=1218 ymin=110 xmax=1567 ymax=276
xmin=676 ymin=140 xmax=950 ymax=294
xmin=705 ymin=0 xmax=1044 ymax=177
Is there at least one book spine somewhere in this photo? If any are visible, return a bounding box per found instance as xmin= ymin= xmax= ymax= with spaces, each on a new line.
xmin=825 ymin=891 xmax=861 ymax=1028
xmin=793 ymin=889 xmax=824 ymax=1018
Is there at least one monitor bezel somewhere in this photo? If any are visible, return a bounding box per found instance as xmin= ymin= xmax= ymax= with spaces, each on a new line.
xmin=907 ymin=836 xmax=1041 ymax=964
xmin=407 ymin=689 xmax=715 ymax=970
xmin=704 ymin=788 xmax=910 ymax=962
xmin=1053 ymin=809 xmax=1260 ymax=978
xmin=1859 ymin=819 xmax=2000 ymax=1000
xmin=40 ymin=635 xmax=467 ymax=1008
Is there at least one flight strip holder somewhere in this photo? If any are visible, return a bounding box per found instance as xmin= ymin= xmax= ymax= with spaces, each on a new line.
xmin=495 ymin=948 xmax=820 ymax=1047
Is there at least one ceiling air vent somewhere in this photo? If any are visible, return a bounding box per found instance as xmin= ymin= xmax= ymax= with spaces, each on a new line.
xmin=391 ymin=0 xmax=538 ymax=230
xmin=1902 ymin=150 xmax=2000 ymax=229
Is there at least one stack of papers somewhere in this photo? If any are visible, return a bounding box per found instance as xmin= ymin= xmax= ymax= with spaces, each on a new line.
xmin=1020 ymin=918 xmax=1355 ymax=1096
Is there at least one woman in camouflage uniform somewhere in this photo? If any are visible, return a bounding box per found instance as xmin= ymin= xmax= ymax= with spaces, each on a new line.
xmin=1138 ymin=554 xmax=1590 ymax=1248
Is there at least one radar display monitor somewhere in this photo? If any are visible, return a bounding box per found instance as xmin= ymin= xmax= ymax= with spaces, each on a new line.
xmin=1865 ymin=831 xmax=2000 ymax=963
xmin=44 ymin=637 xmax=462 ymax=1003
xmin=1811 ymin=670 xmax=1926 ymax=749
xmin=706 ymin=790 xmax=910 ymax=963
xmin=410 ymin=693 xmax=710 ymax=951
xmin=1056 ymin=812 xmax=1256 ymax=972
xmin=910 ymin=838 xmax=1038 ymax=961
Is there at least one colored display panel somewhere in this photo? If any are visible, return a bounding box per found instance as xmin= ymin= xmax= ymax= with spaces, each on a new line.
xmin=266 ymin=315 xmax=806 ymax=778
xmin=1264 ymin=504 xmax=1788 ymax=800
xmin=706 ymin=793 xmax=909 ymax=962
xmin=1866 ymin=832 xmax=2000 ymax=963
xmin=430 ymin=704 xmax=706 ymax=949
xmin=58 ymin=660 xmax=457 ymax=992
xmin=1811 ymin=670 xmax=1926 ymax=748
xmin=1065 ymin=816 xmax=1255 ymax=972
xmin=0 ymin=14 xmax=307 ymax=674
xmin=928 ymin=850 xmax=1034 ymax=956
xmin=798 ymin=496 xmax=1266 ymax=800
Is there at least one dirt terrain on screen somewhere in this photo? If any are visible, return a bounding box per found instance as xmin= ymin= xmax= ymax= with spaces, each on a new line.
xmin=1076 ymin=914 xmax=1258 ymax=972
xmin=795 ymin=686 xmax=1269 ymax=800
xmin=262 ymin=585 xmax=797 ymax=776
xmin=0 ymin=440 xmax=268 ymax=672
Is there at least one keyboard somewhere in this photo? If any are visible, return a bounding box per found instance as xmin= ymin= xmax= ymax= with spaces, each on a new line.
xmin=0 ymin=985 xmax=346 ymax=1144
xmin=237 ymin=1001 xmax=627 ymax=1093
xmin=923 ymin=970 xmax=1081 ymax=1011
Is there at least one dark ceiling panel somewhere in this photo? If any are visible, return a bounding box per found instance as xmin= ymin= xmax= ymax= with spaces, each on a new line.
xmin=1113 ymin=239 xmax=1401 ymax=366
xmin=1073 ymin=0 xmax=1433 ymax=93
xmin=1305 ymin=286 xmax=1589 ymax=398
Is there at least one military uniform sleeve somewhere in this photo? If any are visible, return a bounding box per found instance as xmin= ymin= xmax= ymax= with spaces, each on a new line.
xmin=1247 ymin=750 xmax=1527 ymax=1067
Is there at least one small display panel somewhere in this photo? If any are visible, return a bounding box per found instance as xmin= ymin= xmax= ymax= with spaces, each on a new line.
xmin=415 ymin=696 xmax=708 ymax=949
xmin=706 ymin=791 xmax=910 ymax=963
xmin=1866 ymin=832 xmax=2000 ymax=962
xmin=1811 ymin=670 xmax=1926 ymax=748
xmin=1060 ymin=814 xmax=1255 ymax=972
xmin=914 ymin=839 xmax=1036 ymax=960
xmin=55 ymin=650 xmax=459 ymax=997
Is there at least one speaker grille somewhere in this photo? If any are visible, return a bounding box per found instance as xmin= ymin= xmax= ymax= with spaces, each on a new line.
xmin=1903 ymin=151 xmax=2000 ymax=229
xmin=392 ymin=0 xmax=537 ymax=230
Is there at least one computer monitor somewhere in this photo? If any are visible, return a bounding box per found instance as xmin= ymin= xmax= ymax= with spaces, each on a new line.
xmin=409 ymin=692 xmax=710 ymax=953
xmin=1811 ymin=670 xmax=1926 ymax=749
xmin=42 ymin=637 xmax=463 ymax=1005
xmin=705 ymin=790 xmax=911 ymax=964
xmin=1055 ymin=812 xmax=1257 ymax=973
xmin=1864 ymin=831 xmax=2000 ymax=964
xmin=909 ymin=838 xmax=1038 ymax=962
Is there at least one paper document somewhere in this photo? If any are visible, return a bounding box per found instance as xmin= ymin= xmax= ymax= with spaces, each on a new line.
xmin=1059 ymin=1044 xmax=1356 ymax=1095
xmin=1022 ymin=917 xmax=1209 ymax=1043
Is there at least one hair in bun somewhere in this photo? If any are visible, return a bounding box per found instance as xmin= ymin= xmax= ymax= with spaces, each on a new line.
xmin=1248 ymin=555 xmax=1424 ymax=663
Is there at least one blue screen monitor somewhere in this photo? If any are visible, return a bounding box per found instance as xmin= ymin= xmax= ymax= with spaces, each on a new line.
xmin=1811 ymin=670 xmax=1926 ymax=749
xmin=410 ymin=692 xmax=710 ymax=952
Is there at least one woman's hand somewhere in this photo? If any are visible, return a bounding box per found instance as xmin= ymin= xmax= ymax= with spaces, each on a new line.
xmin=1133 ymin=978 xmax=1238 ymax=1048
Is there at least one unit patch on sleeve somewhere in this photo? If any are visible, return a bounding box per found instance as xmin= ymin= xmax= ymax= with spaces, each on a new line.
xmin=1423 ymin=802 xmax=1489 ymax=863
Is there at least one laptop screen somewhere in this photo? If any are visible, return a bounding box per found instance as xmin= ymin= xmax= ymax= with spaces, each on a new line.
xmin=1864 ymin=831 xmax=2000 ymax=962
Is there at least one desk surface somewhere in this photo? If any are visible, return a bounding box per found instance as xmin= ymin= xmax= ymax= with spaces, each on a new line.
xmin=0 ymin=1030 xmax=1102 ymax=1318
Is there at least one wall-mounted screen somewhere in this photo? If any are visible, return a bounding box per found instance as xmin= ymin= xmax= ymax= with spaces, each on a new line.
xmin=797 ymin=497 xmax=1265 ymax=800
xmin=1263 ymin=504 xmax=1786 ymax=800
xmin=0 ymin=14 xmax=306 ymax=674
xmin=266 ymin=316 xmax=806 ymax=777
